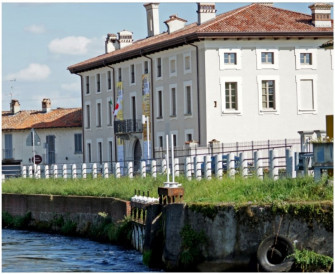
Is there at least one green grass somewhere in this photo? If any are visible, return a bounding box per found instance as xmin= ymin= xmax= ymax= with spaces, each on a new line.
xmin=2 ymin=175 xmax=333 ymax=204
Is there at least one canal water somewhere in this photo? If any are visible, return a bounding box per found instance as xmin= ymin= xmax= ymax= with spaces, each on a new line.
xmin=2 ymin=229 xmax=159 ymax=272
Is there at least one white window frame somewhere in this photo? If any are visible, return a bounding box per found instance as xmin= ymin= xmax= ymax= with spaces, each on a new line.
xmin=296 ymin=75 xmax=318 ymax=115
xmin=86 ymin=140 xmax=92 ymax=163
xmin=295 ymin=48 xmax=317 ymax=70
xmin=256 ymin=48 xmax=279 ymax=70
xmin=97 ymin=138 xmax=103 ymax=163
xmin=184 ymin=52 xmax=192 ymax=74
xmin=156 ymin=132 xmax=165 ymax=149
xmin=219 ymin=48 xmax=241 ymax=70
xmin=143 ymin=60 xmax=150 ymax=74
xmin=184 ymin=129 xmax=194 ymax=143
xmin=156 ymin=86 xmax=164 ymax=119
xmin=96 ymin=73 xmax=101 ymax=93
xmin=170 ymin=130 xmax=178 ymax=147
xmin=156 ymin=57 xmax=162 ymax=80
xmin=129 ymin=91 xmax=137 ymax=120
xmin=257 ymin=75 xmax=280 ymax=115
xmin=169 ymin=84 xmax=177 ymax=118
xmin=84 ymin=101 xmax=91 ymax=129
xmin=107 ymin=96 xmax=113 ymax=126
xmin=183 ymin=81 xmax=193 ymax=117
xmin=220 ymin=76 xmax=243 ymax=115
xmin=96 ymin=99 xmax=102 ymax=128
xmin=107 ymin=70 xmax=113 ymax=92
xmin=169 ymin=56 xmax=177 ymax=77
xmin=129 ymin=64 xmax=136 ymax=86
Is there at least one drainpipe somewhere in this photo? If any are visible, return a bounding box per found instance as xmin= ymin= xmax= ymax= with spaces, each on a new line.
xmin=141 ymin=52 xmax=155 ymax=159
xmin=105 ymin=63 xmax=118 ymax=163
xmin=185 ymin=40 xmax=201 ymax=146
xmin=75 ymin=73 xmax=85 ymax=163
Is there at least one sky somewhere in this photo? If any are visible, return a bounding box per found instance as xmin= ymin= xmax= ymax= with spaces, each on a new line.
xmin=1 ymin=1 xmax=332 ymax=111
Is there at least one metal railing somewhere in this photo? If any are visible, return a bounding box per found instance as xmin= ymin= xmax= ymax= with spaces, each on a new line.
xmin=114 ymin=119 xmax=143 ymax=134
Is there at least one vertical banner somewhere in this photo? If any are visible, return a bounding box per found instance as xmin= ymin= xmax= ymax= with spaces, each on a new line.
xmin=142 ymin=74 xmax=151 ymax=160
xmin=115 ymin=82 xmax=124 ymax=172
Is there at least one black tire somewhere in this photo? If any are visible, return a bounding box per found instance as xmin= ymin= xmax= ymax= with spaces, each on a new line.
xmin=257 ymin=235 xmax=294 ymax=272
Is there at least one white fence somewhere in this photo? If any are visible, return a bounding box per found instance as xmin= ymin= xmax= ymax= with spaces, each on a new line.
xmin=19 ymin=148 xmax=307 ymax=181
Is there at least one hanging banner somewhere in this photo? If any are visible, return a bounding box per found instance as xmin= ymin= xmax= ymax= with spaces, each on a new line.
xmin=114 ymin=82 xmax=124 ymax=121
xmin=142 ymin=74 xmax=151 ymax=160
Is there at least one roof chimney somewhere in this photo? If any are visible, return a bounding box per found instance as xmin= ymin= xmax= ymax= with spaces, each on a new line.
xmin=164 ymin=15 xmax=187 ymax=34
xmin=197 ymin=3 xmax=216 ymax=25
xmin=105 ymin=33 xmax=119 ymax=53
xmin=42 ymin=98 xmax=51 ymax=113
xmin=10 ymin=99 xmax=20 ymax=115
xmin=118 ymin=30 xmax=133 ymax=49
xmin=144 ymin=3 xmax=160 ymax=37
xmin=309 ymin=3 xmax=333 ymax=28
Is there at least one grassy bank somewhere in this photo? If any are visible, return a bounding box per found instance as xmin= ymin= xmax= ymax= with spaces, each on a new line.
xmin=2 ymin=175 xmax=333 ymax=204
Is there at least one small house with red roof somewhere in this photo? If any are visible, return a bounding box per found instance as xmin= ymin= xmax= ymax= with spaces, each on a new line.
xmin=68 ymin=2 xmax=333 ymax=166
xmin=2 ymin=99 xmax=83 ymax=166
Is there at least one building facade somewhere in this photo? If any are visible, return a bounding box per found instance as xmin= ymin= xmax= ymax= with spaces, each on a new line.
xmin=2 ymin=99 xmax=83 ymax=166
xmin=68 ymin=2 xmax=333 ymax=166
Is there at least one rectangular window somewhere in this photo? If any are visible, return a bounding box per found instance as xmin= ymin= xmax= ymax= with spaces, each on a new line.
xmin=108 ymin=99 xmax=113 ymax=125
xmin=130 ymin=64 xmax=135 ymax=84
xmin=144 ymin=61 xmax=149 ymax=74
xmin=185 ymin=86 xmax=192 ymax=115
xmin=87 ymin=143 xmax=92 ymax=163
xmin=97 ymin=102 xmax=102 ymax=127
xmin=109 ymin=141 xmax=113 ymax=162
xmin=170 ymin=58 xmax=176 ymax=75
xmin=4 ymin=134 xmax=13 ymax=159
xmin=96 ymin=73 xmax=101 ymax=92
xmin=170 ymin=87 xmax=176 ymax=117
xmin=157 ymin=58 xmax=162 ymax=78
xmin=157 ymin=90 xmax=163 ymax=118
xmin=224 ymin=53 xmax=236 ymax=64
xmin=158 ymin=136 xmax=163 ymax=148
xmin=184 ymin=55 xmax=191 ymax=71
xmin=261 ymin=52 xmax=274 ymax=64
xmin=225 ymin=82 xmax=238 ymax=110
xmin=300 ymin=53 xmax=312 ymax=65
xmin=186 ymin=133 xmax=193 ymax=142
xmin=86 ymin=104 xmax=91 ymax=129
xmin=118 ymin=68 xmax=122 ymax=82
xmin=107 ymin=71 xmax=112 ymax=90
xmin=86 ymin=76 xmax=90 ymax=94
xmin=262 ymin=80 xmax=276 ymax=109
xmin=173 ymin=134 xmax=177 ymax=147
xmin=74 ymin=133 xmax=82 ymax=154
xmin=300 ymin=79 xmax=315 ymax=110
xmin=98 ymin=142 xmax=102 ymax=164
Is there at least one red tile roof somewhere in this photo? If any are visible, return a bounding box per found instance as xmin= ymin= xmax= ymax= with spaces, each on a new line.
xmin=2 ymin=108 xmax=82 ymax=130
xmin=68 ymin=3 xmax=333 ymax=73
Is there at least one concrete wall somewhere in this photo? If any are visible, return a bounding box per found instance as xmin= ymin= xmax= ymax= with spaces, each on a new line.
xmin=2 ymin=194 xmax=131 ymax=231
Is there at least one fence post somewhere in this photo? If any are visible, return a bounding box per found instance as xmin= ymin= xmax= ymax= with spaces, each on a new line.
xmin=115 ymin=162 xmax=121 ymax=178
xmin=151 ymin=160 xmax=157 ymax=178
xmin=35 ymin=165 xmax=41 ymax=179
xmin=174 ymin=158 xmax=180 ymax=177
xmin=103 ymin=163 xmax=109 ymax=179
xmin=269 ymin=149 xmax=279 ymax=180
xmin=195 ymin=156 xmax=202 ymax=180
xmin=92 ymin=163 xmax=97 ymax=178
xmin=161 ymin=159 xmax=167 ymax=175
xmin=28 ymin=166 xmax=33 ymax=178
xmin=72 ymin=164 xmax=77 ymax=179
xmin=22 ymin=166 xmax=27 ymax=178
xmin=286 ymin=149 xmax=296 ymax=178
xmin=53 ymin=164 xmax=58 ymax=178
xmin=215 ymin=154 xmax=223 ymax=179
xmin=228 ymin=153 xmax=235 ymax=179
xmin=185 ymin=157 xmax=192 ymax=180
xmin=82 ymin=163 xmax=87 ymax=179
xmin=239 ymin=152 xmax=248 ymax=178
xmin=63 ymin=164 xmax=67 ymax=179
xmin=128 ymin=161 xmax=133 ymax=179
xmin=254 ymin=151 xmax=263 ymax=180
xmin=44 ymin=165 xmax=49 ymax=179
xmin=204 ymin=155 xmax=211 ymax=180
xmin=141 ymin=161 xmax=146 ymax=178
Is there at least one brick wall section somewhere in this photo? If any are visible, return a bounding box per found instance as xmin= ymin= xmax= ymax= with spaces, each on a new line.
xmin=2 ymin=194 xmax=131 ymax=223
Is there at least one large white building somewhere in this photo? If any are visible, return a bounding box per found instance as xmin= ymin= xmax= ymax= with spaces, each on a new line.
xmin=68 ymin=2 xmax=333 ymax=166
xmin=2 ymin=99 xmax=83 ymax=167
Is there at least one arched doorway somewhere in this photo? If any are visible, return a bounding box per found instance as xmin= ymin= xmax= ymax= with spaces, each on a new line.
xmin=134 ymin=139 xmax=142 ymax=173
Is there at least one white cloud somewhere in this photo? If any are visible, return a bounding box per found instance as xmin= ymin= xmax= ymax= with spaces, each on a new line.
xmin=48 ymin=36 xmax=92 ymax=55
xmin=24 ymin=24 xmax=46 ymax=34
xmin=5 ymin=63 xmax=51 ymax=82
xmin=61 ymin=82 xmax=80 ymax=91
